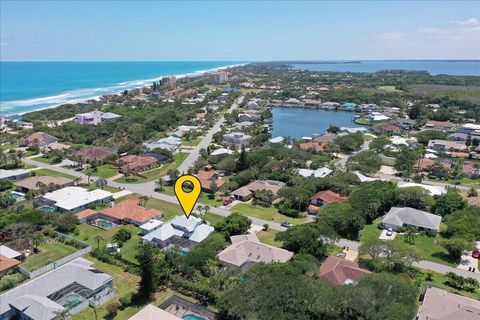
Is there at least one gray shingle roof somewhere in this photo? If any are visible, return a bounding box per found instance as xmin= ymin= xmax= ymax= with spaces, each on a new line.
xmin=382 ymin=207 xmax=442 ymax=231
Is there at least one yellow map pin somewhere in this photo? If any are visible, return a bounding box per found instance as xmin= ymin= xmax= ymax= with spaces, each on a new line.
xmin=174 ymin=175 xmax=202 ymax=219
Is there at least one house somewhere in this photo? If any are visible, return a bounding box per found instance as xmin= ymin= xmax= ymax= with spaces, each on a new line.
xmin=427 ymin=140 xmax=467 ymax=153
xmin=299 ymin=141 xmax=325 ymax=152
xmin=414 ymin=158 xmax=451 ymax=173
xmin=342 ymin=102 xmax=357 ymax=109
xmin=456 ymin=123 xmax=480 ymax=137
xmin=395 ymin=118 xmax=416 ymax=130
xmin=116 ymin=155 xmax=158 ymax=174
xmin=368 ymin=112 xmax=390 ymax=123
xmin=245 ymin=100 xmax=259 ymax=110
xmin=232 ymin=180 xmax=286 ymax=201
xmin=74 ymin=110 xmax=102 ymax=125
xmin=77 ymin=198 xmax=162 ymax=226
xmin=72 ymin=146 xmax=114 ymax=163
xmin=416 ymin=286 xmax=480 ymax=320
xmin=381 ymin=207 xmax=442 ymax=233
xmin=308 ymin=190 xmax=345 ymax=214
xmin=14 ymin=176 xmax=74 ymax=193
xmin=296 ymin=167 xmax=332 ymax=179
xmin=282 ymin=98 xmax=304 ymax=108
xmin=463 ymin=161 xmax=479 ymax=178
xmin=129 ymin=304 xmax=181 ymax=320
xmin=397 ymin=182 xmax=447 ymax=196
xmin=195 ymin=170 xmax=225 ymax=192
xmin=449 ymin=132 xmax=470 ymax=142
xmin=217 ymin=233 xmax=293 ymax=269
xmin=209 ymin=71 xmax=228 ymax=84
xmin=223 ymin=132 xmax=252 ymax=146
xmin=373 ymin=124 xmax=402 ymax=135
xmin=100 ymin=112 xmax=122 ymax=122
xmin=210 ymin=148 xmax=233 ymax=156
xmin=41 ymin=186 xmax=113 ymax=213
xmin=339 ymin=127 xmax=368 ymax=134
xmin=318 ymin=256 xmax=371 ymax=286
xmin=0 ymin=257 xmax=114 ymax=320
xmin=268 ymin=136 xmax=284 ymax=144
xmin=0 ymin=169 xmax=30 ymax=181
xmin=139 ymin=219 xmax=164 ymax=236
xmin=48 ymin=142 xmax=71 ymax=151
xmin=142 ymin=216 xmax=214 ymax=251
xmin=0 ymin=254 xmax=21 ymax=276
xmin=144 ymin=136 xmax=181 ymax=153
xmin=321 ymin=102 xmax=340 ymax=109
xmin=302 ymin=99 xmax=321 ymax=108
xmin=0 ymin=245 xmax=23 ymax=260
xmin=25 ymin=132 xmax=58 ymax=148
xmin=425 ymin=120 xmax=455 ymax=131
xmin=313 ymin=132 xmax=337 ymax=144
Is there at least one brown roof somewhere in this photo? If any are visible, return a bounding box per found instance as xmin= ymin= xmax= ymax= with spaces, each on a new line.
xmin=99 ymin=198 xmax=162 ymax=224
xmin=0 ymin=254 xmax=21 ymax=273
xmin=73 ymin=146 xmax=113 ymax=161
xmin=299 ymin=141 xmax=325 ymax=152
xmin=414 ymin=158 xmax=451 ymax=171
xmin=467 ymin=197 xmax=480 ymax=207
xmin=373 ymin=124 xmax=402 ymax=133
xmin=195 ymin=170 xmax=225 ymax=191
xmin=310 ymin=190 xmax=345 ymax=204
xmin=233 ymin=180 xmax=285 ymax=197
xmin=425 ymin=120 xmax=454 ymax=128
xmin=25 ymin=132 xmax=58 ymax=146
xmin=318 ymin=256 xmax=371 ymax=286
xmin=313 ymin=133 xmax=337 ymax=144
xmin=117 ymin=155 xmax=157 ymax=172
xmin=417 ymin=286 xmax=480 ymax=320
xmin=14 ymin=176 xmax=73 ymax=191
xmin=76 ymin=208 xmax=98 ymax=220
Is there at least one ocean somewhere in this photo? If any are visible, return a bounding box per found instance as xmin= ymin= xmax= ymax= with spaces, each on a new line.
xmin=292 ymin=60 xmax=480 ymax=76
xmin=0 ymin=61 xmax=244 ymax=116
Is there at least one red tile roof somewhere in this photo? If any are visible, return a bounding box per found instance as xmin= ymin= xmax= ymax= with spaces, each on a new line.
xmin=373 ymin=124 xmax=402 ymax=133
xmin=318 ymin=256 xmax=371 ymax=286
xmin=299 ymin=142 xmax=325 ymax=152
xmin=0 ymin=254 xmax=20 ymax=273
xmin=76 ymin=208 xmax=98 ymax=220
xmin=195 ymin=170 xmax=225 ymax=191
xmin=99 ymin=198 xmax=161 ymax=224
xmin=310 ymin=190 xmax=345 ymax=204
xmin=414 ymin=158 xmax=451 ymax=171
xmin=117 ymin=155 xmax=157 ymax=172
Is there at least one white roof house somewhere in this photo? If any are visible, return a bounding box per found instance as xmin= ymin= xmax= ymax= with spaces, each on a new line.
xmin=0 ymin=168 xmax=31 ymax=181
xmin=0 ymin=245 xmax=22 ymax=259
xmin=139 ymin=219 xmax=163 ymax=236
xmin=340 ymin=127 xmax=368 ymax=134
xmin=142 ymin=216 xmax=214 ymax=248
xmin=397 ymin=182 xmax=447 ymax=196
xmin=211 ymin=148 xmax=234 ymax=156
xmin=268 ymin=136 xmax=284 ymax=144
xmin=42 ymin=187 xmax=113 ymax=213
xmin=382 ymin=207 xmax=442 ymax=232
xmin=297 ymin=167 xmax=332 ymax=179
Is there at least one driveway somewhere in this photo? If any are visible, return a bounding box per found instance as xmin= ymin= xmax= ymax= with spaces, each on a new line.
xmin=458 ymin=252 xmax=479 ymax=273
xmin=379 ymin=229 xmax=397 ymax=240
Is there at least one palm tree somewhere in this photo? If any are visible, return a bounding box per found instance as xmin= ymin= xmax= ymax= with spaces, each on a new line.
xmin=86 ymin=171 xmax=93 ymax=184
xmin=196 ymin=205 xmax=204 ymax=219
xmin=155 ymin=178 xmax=164 ymax=191
xmin=53 ymin=309 xmax=70 ymax=320
xmin=35 ymin=181 xmax=47 ymax=196
xmin=73 ymin=177 xmax=81 ymax=186
xmin=95 ymin=178 xmax=108 ymax=190
xmin=31 ymin=232 xmax=43 ymax=252
xmin=93 ymin=235 xmax=104 ymax=250
xmin=203 ymin=205 xmax=210 ymax=223
xmin=139 ymin=196 xmax=149 ymax=207
xmin=404 ymin=227 xmax=417 ymax=244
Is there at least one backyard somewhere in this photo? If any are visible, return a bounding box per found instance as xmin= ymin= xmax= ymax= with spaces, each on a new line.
xmin=231 ymin=202 xmax=309 ymax=225
xmin=34 ymin=168 xmax=78 ymax=180
xmin=115 ymin=153 xmax=188 ymax=184
xmin=21 ymin=242 xmax=78 ymax=272
xmin=256 ymin=230 xmax=282 ymax=247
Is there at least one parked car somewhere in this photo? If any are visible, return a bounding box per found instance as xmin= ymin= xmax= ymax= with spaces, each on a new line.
xmin=223 ymin=197 xmax=234 ymax=206
xmin=281 ymin=221 xmax=293 ymax=228
xmin=386 ymin=228 xmax=393 ymax=236
xmin=472 ymin=249 xmax=480 ymax=259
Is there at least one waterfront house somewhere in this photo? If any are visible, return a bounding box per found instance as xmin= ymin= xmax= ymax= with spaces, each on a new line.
xmin=321 ymin=102 xmax=340 ymax=109
xmin=0 ymin=257 xmax=114 ymax=320
xmin=217 ymin=233 xmax=293 ymax=269
xmin=116 ymin=155 xmax=158 ymax=174
xmin=245 ymin=100 xmax=259 ymax=110
xmin=373 ymin=123 xmax=402 ymax=135
xmin=0 ymin=168 xmax=30 ymax=181
xmin=416 ymin=286 xmax=480 ymax=320
xmin=318 ymin=256 xmax=371 ymax=286
xmin=232 ymin=180 xmax=286 ymax=201
xmin=25 ymin=132 xmax=58 ymax=148
xmin=282 ymin=98 xmax=304 ymax=108
xmin=427 ymin=139 xmax=467 ymax=153
xmin=41 ymin=186 xmax=113 ymax=213
xmin=381 ymin=207 xmax=442 ymax=233
xmin=368 ymin=112 xmax=390 ymax=123
xmin=142 ymin=216 xmax=214 ymax=251
xmin=342 ymin=102 xmax=357 ymax=109
xmin=339 ymin=127 xmax=368 ymax=134
xmin=299 ymin=141 xmax=325 ymax=152
xmin=302 ymin=99 xmax=321 ymax=108
xmin=268 ymin=136 xmax=284 ymax=144
xmin=223 ymin=132 xmax=252 ymax=146
xmin=14 ymin=175 xmax=74 ymax=193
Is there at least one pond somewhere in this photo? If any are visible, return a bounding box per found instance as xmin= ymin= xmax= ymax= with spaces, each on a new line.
xmin=271 ymin=107 xmax=360 ymax=139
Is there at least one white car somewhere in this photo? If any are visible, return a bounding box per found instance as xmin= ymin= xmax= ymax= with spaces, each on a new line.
xmin=386 ymin=228 xmax=393 ymax=236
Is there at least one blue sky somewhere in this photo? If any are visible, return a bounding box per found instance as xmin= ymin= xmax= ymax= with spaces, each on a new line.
xmin=1 ymin=1 xmax=479 ymax=61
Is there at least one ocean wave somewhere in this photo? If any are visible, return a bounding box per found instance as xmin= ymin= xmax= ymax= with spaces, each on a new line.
xmin=0 ymin=63 xmax=246 ymax=116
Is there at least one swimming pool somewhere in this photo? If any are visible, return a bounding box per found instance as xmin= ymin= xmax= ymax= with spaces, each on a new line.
xmin=96 ymin=219 xmax=114 ymax=229
xmin=182 ymin=314 xmax=207 ymax=320
xmin=39 ymin=205 xmax=56 ymax=212
xmin=10 ymin=192 xmax=25 ymax=201
xmin=62 ymin=293 xmax=82 ymax=308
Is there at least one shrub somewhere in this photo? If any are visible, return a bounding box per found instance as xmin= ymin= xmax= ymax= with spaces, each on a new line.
xmin=105 ymin=301 xmax=120 ymax=316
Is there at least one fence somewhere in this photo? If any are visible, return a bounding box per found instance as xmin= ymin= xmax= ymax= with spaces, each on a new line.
xmin=17 ymin=231 xmax=92 ymax=279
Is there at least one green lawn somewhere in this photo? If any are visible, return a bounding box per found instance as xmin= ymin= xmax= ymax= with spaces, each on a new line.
xmin=424 ymin=271 xmax=480 ymax=300
xmin=33 ymin=156 xmax=55 ymax=164
xmin=232 ymin=203 xmax=309 ymax=225
xmin=34 ymin=168 xmax=77 ymax=180
xmin=378 ymin=85 xmax=403 ymax=93
xmin=115 ymin=153 xmax=188 ymax=184
xmin=257 ymin=230 xmax=283 ymax=247
xmin=85 ymin=164 xmax=118 ymax=178
xmin=393 ymin=234 xmax=456 ymax=266
xmin=359 ymin=219 xmax=383 ymax=243
xmin=445 ymin=177 xmax=480 ymax=188
xmin=79 ymin=183 xmax=121 ymax=193
xmin=69 ymin=224 xmax=141 ymax=264
xmin=182 ymin=136 xmax=203 ymax=147
xmin=354 ymin=117 xmax=371 ymax=125
xmin=21 ymin=242 xmax=78 ymax=271
xmin=145 ymin=197 xmax=184 ymax=221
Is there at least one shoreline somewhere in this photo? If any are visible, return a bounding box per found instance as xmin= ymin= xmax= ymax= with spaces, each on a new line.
xmin=1 ymin=62 xmax=247 ymax=117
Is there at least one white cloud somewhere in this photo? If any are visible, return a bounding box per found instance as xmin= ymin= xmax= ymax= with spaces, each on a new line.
xmin=453 ymin=18 xmax=479 ymax=26
xmin=417 ymin=27 xmax=451 ymax=35
xmin=378 ymin=32 xmax=405 ymax=41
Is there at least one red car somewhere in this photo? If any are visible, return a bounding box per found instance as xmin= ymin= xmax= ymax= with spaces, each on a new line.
xmin=472 ymin=250 xmax=480 ymax=259
xmin=223 ymin=197 xmax=235 ymax=206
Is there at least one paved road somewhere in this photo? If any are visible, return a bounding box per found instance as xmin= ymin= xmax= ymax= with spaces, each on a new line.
xmin=177 ymin=96 xmax=243 ymax=174
xmin=337 ymin=140 xmax=371 ymax=168
xmin=413 ymin=260 xmax=480 ymax=281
